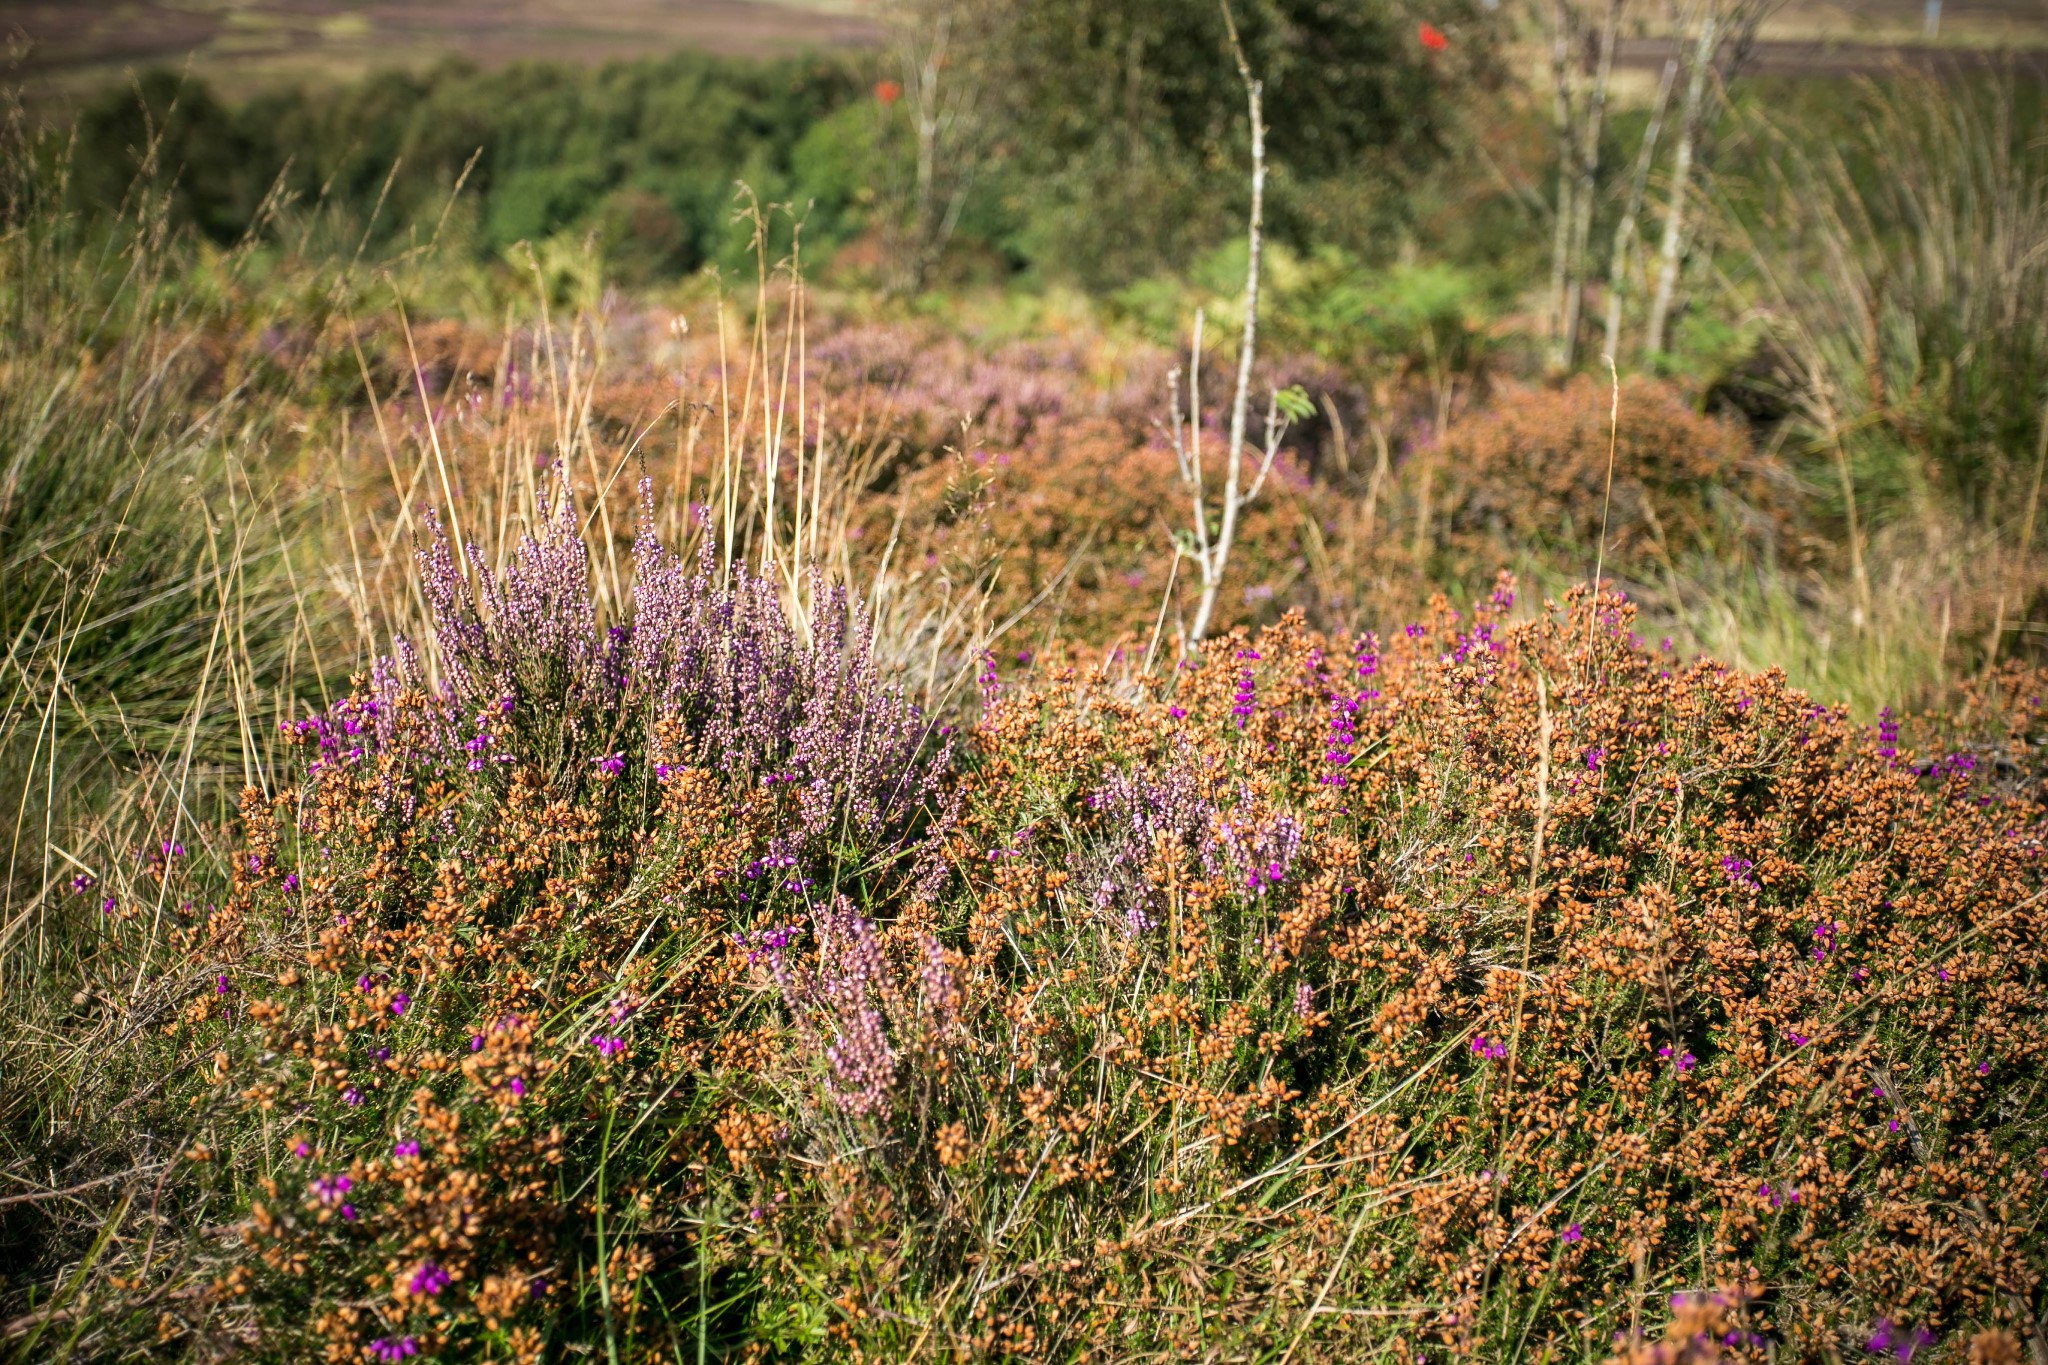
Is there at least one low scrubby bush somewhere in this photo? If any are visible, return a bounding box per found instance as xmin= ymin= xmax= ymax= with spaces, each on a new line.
xmin=9 ymin=485 xmax=2046 ymax=1360
xmin=1436 ymin=376 xmax=1798 ymax=572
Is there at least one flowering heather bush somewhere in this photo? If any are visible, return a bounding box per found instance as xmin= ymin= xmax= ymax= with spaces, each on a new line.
xmin=21 ymin=529 xmax=2048 ymax=1358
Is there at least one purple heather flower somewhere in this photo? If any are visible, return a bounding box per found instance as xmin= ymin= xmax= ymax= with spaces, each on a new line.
xmin=1560 ymin=1223 xmax=1582 ymax=1244
xmin=408 ymin=1261 xmax=451 ymax=1297
xmin=1583 ymin=747 xmax=1605 ymax=771
xmin=215 ymin=974 xmax=230 ymax=995
xmin=291 ymin=1140 xmax=311 ymax=1159
xmin=591 ymin=1035 xmax=626 ymax=1057
xmin=1471 ymin=1036 xmax=1507 ymax=1061
xmin=1786 ymin=1032 xmax=1810 ymax=1048
xmin=390 ymin=993 xmax=409 ymax=1016
xmin=393 ymin=1140 xmax=420 ymax=1159
xmin=1292 ymin=982 xmax=1315 ymax=1019
xmin=595 ymin=752 xmax=626 ymax=777
xmin=369 ymin=1338 xmax=419 ymax=1363
xmin=312 ymin=1172 xmax=351 ymax=1205
xmin=1867 ymin=1320 xmax=1936 ymax=1361
xmin=1811 ymin=920 xmax=1839 ymax=962
xmin=470 ymin=1034 xmax=485 ymax=1052
xmin=281 ymin=872 xmax=299 ymax=893
xmin=506 ymin=1077 xmax=525 ymax=1098
xmin=339 ymin=1203 xmax=356 ymax=1221
xmin=1230 ymin=651 xmax=1260 ymax=728
xmin=341 ymin=1086 xmax=363 ymax=1106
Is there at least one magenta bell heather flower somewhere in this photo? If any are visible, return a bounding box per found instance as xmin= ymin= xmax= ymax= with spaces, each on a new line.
xmin=369 ymin=1339 xmax=419 ymax=1363
xmin=407 ymin=1261 xmax=451 ymax=1297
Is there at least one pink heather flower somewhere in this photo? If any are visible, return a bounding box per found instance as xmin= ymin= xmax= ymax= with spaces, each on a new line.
xmin=312 ymin=1172 xmax=351 ymax=1205
xmin=393 ymin=1140 xmax=420 ymax=1159
xmin=369 ymin=1338 xmax=419 ymax=1363
xmin=591 ymin=1035 xmax=626 ymax=1057
xmin=339 ymin=1203 xmax=357 ymax=1222
xmin=1977 ymin=1061 xmax=1990 ymax=1075
xmin=1292 ymin=982 xmax=1315 ymax=1019
xmin=1786 ymin=1032 xmax=1810 ymax=1048
xmin=291 ymin=1141 xmax=311 ymax=1159
xmin=506 ymin=1077 xmax=525 ymax=1098
xmin=407 ymin=1261 xmax=451 ymax=1297
xmin=1470 ymin=1036 xmax=1506 ymax=1061
xmin=1560 ymin=1223 xmax=1582 ymax=1244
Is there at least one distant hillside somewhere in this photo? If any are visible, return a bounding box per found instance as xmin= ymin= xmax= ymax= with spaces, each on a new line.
xmin=3 ymin=0 xmax=883 ymax=102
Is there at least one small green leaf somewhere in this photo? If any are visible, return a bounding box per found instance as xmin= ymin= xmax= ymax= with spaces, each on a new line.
xmin=1273 ymin=384 xmax=1315 ymax=424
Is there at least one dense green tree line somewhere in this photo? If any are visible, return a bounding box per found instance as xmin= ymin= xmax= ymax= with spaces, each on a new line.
xmin=46 ymin=1 xmax=1492 ymax=288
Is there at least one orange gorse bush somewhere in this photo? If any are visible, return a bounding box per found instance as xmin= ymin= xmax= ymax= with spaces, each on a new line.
xmin=1437 ymin=375 xmax=1801 ymax=569
xmin=21 ymin=475 xmax=2048 ymax=1359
